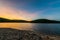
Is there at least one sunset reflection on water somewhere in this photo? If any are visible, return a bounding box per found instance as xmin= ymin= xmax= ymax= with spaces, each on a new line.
xmin=0 ymin=23 xmax=34 ymax=30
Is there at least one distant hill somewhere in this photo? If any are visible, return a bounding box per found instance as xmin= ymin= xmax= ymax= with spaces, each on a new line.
xmin=0 ymin=18 xmax=28 ymax=22
xmin=0 ymin=18 xmax=60 ymax=23
xmin=31 ymin=19 xmax=60 ymax=23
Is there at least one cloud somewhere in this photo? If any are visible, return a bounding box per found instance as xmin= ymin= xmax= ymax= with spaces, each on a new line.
xmin=0 ymin=0 xmax=37 ymax=21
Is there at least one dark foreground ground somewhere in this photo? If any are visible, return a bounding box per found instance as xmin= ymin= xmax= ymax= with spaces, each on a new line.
xmin=0 ymin=28 xmax=59 ymax=40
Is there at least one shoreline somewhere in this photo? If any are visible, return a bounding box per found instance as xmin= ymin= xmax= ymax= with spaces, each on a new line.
xmin=0 ymin=28 xmax=59 ymax=40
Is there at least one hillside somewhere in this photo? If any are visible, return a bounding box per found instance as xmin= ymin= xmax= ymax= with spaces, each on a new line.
xmin=0 ymin=18 xmax=28 ymax=22
xmin=0 ymin=18 xmax=60 ymax=23
xmin=31 ymin=19 xmax=60 ymax=23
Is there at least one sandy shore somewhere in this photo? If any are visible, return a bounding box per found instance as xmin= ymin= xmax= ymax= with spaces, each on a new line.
xmin=0 ymin=28 xmax=59 ymax=40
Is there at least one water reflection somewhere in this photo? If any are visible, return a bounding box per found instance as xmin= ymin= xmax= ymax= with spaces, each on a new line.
xmin=0 ymin=23 xmax=34 ymax=30
xmin=33 ymin=24 xmax=60 ymax=35
xmin=0 ymin=23 xmax=60 ymax=35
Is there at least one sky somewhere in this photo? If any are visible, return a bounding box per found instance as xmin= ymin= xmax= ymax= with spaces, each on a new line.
xmin=0 ymin=0 xmax=60 ymax=21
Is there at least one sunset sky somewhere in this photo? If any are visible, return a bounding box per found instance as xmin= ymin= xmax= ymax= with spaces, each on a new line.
xmin=0 ymin=0 xmax=60 ymax=21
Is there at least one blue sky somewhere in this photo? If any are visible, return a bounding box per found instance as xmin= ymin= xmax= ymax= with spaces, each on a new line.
xmin=0 ymin=0 xmax=60 ymax=21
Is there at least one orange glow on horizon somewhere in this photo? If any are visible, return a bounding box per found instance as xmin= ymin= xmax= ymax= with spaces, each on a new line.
xmin=0 ymin=1 xmax=37 ymax=21
xmin=0 ymin=6 xmax=36 ymax=21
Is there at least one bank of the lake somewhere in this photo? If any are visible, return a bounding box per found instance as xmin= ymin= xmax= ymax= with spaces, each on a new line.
xmin=0 ymin=28 xmax=59 ymax=40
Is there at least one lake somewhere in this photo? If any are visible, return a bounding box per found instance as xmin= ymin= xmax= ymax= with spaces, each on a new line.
xmin=0 ymin=23 xmax=60 ymax=35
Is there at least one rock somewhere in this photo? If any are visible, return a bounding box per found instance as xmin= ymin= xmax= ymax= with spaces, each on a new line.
xmin=0 ymin=28 xmax=42 ymax=40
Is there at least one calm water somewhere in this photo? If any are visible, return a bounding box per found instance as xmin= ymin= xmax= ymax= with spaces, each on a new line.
xmin=0 ymin=23 xmax=60 ymax=35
